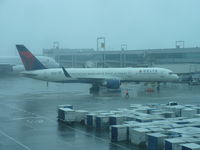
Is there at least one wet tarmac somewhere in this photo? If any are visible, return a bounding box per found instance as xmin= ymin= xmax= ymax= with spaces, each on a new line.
xmin=0 ymin=76 xmax=200 ymax=150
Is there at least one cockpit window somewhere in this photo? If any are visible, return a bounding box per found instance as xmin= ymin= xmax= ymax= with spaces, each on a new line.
xmin=169 ymin=72 xmax=174 ymax=75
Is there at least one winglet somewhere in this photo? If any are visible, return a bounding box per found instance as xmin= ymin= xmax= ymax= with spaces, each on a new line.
xmin=16 ymin=45 xmax=47 ymax=71
xmin=62 ymin=67 xmax=71 ymax=78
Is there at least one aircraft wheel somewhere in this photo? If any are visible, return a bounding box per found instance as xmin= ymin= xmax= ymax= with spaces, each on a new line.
xmin=90 ymin=86 xmax=100 ymax=95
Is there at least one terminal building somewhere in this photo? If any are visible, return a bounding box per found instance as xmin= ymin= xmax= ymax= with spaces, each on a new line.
xmin=43 ymin=46 xmax=200 ymax=74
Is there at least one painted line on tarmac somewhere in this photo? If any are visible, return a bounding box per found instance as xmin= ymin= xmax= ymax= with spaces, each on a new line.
xmin=0 ymin=130 xmax=32 ymax=150
xmin=4 ymin=104 xmax=130 ymax=150
xmin=12 ymin=116 xmax=42 ymax=121
xmin=2 ymin=104 xmax=75 ymax=149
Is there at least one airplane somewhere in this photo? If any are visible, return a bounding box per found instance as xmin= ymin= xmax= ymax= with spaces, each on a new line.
xmin=0 ymin=53 xmax=59 ymax=75
xmin=16 ymin=44 xmax=179 ymax=94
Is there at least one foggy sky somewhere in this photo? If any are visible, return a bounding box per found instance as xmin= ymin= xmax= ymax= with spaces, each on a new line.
xmin=0 ymin=0 xmax=200 ymax=56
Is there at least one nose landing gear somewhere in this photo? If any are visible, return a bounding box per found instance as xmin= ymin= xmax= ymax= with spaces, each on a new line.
xmin=156 ymin=83 xmax=160 ymax=93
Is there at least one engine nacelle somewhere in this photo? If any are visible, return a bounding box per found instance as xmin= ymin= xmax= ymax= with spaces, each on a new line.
xmin=105 ymin=79 xmax=121 ymax=89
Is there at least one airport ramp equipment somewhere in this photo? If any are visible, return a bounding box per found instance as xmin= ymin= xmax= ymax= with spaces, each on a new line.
xmin=86 ymin=113 xmax=96 ymax=127
xmin=58 ymin=108 xmax=76 ymax=122
xmin=75 ymin=110 xmax=89 ymax=123
xmin=95 ymin=115 xmax=110 ymax=130
xmin=110 ymin=125 xmax=128 ymax=142
xmin=181 ymin=143 xmax=200 ymax=150
xmin=109 ymin=115 xmax=125 ymax=125
xmin=130 ymin=128 xmax=151 ymax=146
xmin=165 ymin=138 xmax=187 ymax=150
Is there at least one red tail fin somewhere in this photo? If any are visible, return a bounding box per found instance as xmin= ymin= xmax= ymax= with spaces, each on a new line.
xmin=16 ymin=45 xmax=47 ymax=71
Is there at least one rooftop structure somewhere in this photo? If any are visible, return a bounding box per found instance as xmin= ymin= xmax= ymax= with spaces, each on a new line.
xmin=43 ymin=46 xmax=200 ymax=68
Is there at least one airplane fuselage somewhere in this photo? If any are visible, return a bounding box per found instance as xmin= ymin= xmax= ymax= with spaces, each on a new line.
xmin=22 ymin=67 xmax=179 ymax=83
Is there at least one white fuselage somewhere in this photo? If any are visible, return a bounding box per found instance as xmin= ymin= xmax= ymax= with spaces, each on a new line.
xmin=22 ymin=67 xmax=179 ymax=83
xmin=0 ymin=56 xmax=59 ymax=74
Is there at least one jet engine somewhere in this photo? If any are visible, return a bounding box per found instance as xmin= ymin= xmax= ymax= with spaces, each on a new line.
xmin=105 ymin=79 xmax=121 ymax=89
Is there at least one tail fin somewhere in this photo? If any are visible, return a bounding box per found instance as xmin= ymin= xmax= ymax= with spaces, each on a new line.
xmin=16 ymin=45 xmax=47 ymax=71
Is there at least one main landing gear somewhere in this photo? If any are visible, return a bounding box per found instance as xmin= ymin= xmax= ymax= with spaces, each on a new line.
xmin=89 ymin=85 xmax=100 ymax=95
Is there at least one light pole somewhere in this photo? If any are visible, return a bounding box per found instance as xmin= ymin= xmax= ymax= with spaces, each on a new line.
xmin=121 ymin=44 xmax=127 ymax=67
xmin=53 ymin=41 xmax=59 ymax=49
xmin=97 ymin=37 xmax=106 ymax=67
xmin=175 ymin=41 xmax=184 ymax=48
xmin=97 ymin=37 xmax=106 ymax=51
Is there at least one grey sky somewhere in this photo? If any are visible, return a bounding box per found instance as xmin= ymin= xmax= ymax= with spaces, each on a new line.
xmin=0 ymin=0 xmax=200 ymax=55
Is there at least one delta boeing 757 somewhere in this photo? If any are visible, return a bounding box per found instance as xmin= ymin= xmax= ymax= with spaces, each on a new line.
xmin=16 ymin=45 xmax=179 ymax=94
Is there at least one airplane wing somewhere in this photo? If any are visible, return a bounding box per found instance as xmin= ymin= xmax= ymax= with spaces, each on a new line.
xmin=61 ymin=67 xmax=121 ymax=84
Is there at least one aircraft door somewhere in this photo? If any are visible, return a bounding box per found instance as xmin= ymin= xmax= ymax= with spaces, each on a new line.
xmin=160 ymin=70 xmax=165 ymax=80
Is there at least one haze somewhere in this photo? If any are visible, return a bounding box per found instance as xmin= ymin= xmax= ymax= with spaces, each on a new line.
xmin=0 ymin=0 xmax=200 ymax=56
